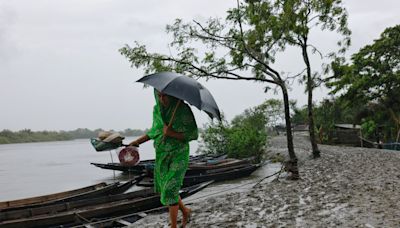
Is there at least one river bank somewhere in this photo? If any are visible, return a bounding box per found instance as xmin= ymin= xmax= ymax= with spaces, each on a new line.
xmin=132 ymin=133 xmax=400 ymax=227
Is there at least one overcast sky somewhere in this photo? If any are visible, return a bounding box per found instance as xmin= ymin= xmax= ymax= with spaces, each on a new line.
xmin=0 ymin=0 xmax=399 ymax=132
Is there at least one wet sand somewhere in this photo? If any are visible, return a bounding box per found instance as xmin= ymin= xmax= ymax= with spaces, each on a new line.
xmin=132 ymin=133 xmax=400 ymax=227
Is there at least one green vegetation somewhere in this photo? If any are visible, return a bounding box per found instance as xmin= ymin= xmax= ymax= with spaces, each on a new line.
xmin=293 ymin=98 xmax=357 ymax=143
xmin=0 ymin=128 xmax=147 ymax=144
xmin=198 ymin=100 xmax=287 ymax=163
xmin=245 ymin=0 xmax=351 ymax=158
xmin=0 ymin=129 xmax=72 ymax=144
xmin=289 ymin=25 xmax=399 ymax=144
xmin=327 ymin=24 xmax=400 ymax=142
xmin=199 ymin=112 xmax=267 ymax=163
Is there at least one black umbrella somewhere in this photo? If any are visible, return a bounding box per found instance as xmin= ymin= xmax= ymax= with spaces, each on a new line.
xmin=137 ymin=72 xmax=221 ymax=121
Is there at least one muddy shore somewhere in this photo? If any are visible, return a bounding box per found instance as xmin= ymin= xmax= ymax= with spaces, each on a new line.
xmin=132 ymin=133 xmax=400 ymax=227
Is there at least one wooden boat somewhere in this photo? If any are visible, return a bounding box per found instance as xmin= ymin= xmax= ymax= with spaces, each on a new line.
xmin=90 ymin=161 xmax=152 ymax=174
xmin=1 ymin=176 xmax=143 ymax=212
xmin=91 ymin=155 xmax=246 ymax=176
xmin=0 ymin=182 xmax=152 ymax=222
xmin=138 ymin=164 xmax=260 ymax=187
xmin=0 ymin=182 xmax=108 ymax=211
xmin=0 ymin=181 xmax=213 ymax=228
xmin=189 ymin=158 xmax=251 ymax=170
xmin=69 ymin=181 xmax=213 ymax=228
xmin=70 ymin=211 xmax=148 ymax=228
xmin=185 ymin=164 xmax=259 ymax=186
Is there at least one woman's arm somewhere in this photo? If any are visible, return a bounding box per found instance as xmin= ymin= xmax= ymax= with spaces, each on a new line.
xmin=163 ymin=125 xmax=185 ymax=141
xmin=129 ymin=134 xmax=150 ymax=147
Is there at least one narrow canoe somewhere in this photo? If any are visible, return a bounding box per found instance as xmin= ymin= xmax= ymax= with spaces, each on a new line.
xmin=70 ymin=181 xmax=213 ymax=228
xmin=0 ymin=179 xmax=149 ymax=222
xmin=1 ymin=176 xmax=143 ymax=212
xmin=0 ymin=182 xmax=108 ymax=211
xmin=0 ymin=181 xmax=213 ymax=228
xmin=138 ymin=164 xmax=260 ymax=187
xmin=91 ymin=157 xmax=249 ymax=175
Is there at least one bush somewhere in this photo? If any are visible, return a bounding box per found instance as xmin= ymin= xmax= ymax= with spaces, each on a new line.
xmin=197 ymin=116 xmax=230 ymax=156
xmin=198 ymin=105 xmax=268 ymax=163
xmin=361 ymin=119 xmax=377 ymax=139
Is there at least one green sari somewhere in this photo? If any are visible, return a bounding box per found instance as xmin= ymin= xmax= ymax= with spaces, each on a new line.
xmin=146 ymin=90 xmax=198 ymax=205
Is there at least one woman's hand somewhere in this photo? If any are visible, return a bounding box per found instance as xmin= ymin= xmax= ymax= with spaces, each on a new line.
xmin=163 ymin=125 xmax=173 ymax=137
xmin=163 ymin=125 xmax=185 ymax=141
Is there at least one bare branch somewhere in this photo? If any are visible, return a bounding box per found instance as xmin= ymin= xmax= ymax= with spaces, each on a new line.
xmin=307 ymin=44 xmax=324 ymax=59
xmin=307 ymin=14 xmax=320 ymax=24
xmin=287 ymin=68 xmax=307 ymax=80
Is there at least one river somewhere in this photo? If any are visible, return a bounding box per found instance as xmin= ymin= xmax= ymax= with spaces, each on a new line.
xmin=0 ymin=137 xmax=195 ymax=201
xmin=0 ymin=138 xmax=280 ymax=202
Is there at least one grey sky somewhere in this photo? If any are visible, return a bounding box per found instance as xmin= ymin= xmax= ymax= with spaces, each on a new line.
xmin=0 ymin=0 xmax=399 ymax=131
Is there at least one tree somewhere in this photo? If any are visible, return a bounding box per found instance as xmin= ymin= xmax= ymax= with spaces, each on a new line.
xmin=120 ymin=1 xmax=302 ymax=179
xmin=200 ymin=99 xmax=292 ymax=163
xmin=259 ymin=0 xmax=351 ymax=158
xmin=329 ymin=25 xmax=400 ymax=142
xmin=291 ymin=104 xmax=308 ymax=125
xmin=312 ymin=98 xmax=356 ymax=143
xmin=198 ymin=114 xmax=230 ymax=157
xmin=257 ymin=99 xmax=286 ymax=128
xmin=230 ymin=104 xmax=269 ymax=162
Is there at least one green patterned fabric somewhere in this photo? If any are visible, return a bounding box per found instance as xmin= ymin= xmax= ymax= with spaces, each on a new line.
xmin=147 ymin=90 xmax=198 ymax=205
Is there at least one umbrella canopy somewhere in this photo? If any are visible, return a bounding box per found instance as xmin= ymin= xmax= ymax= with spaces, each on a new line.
xmin=137 ymin=72 xmax=221 ymax=121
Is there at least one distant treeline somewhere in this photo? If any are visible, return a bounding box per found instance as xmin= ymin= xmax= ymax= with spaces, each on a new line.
xmin=0 ymin=128 xmax=147 ymax=144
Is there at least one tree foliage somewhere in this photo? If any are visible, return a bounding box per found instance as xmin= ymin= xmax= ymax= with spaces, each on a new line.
xmin=329 ymin=25 xmax=399 ymax=104
xmin=258 ymin=0 xmax=351 ymax=158
xmin=198 ymin=101 xmax=272 ymax=163
xmin=328 ymin=25 xmax=400 ymax=141
xmin=291 ymin=105 xmax=308 ymax=125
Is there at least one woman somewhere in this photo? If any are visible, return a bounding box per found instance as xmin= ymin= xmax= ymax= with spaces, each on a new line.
xmin=129 ymin=90 xmax=198 ymax=228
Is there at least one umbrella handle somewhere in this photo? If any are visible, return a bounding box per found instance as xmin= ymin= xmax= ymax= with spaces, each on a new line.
xmin=162 ymin=100 xmax=181 ymax=143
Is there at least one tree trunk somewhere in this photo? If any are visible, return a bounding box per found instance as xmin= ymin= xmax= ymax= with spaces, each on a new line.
xmin=280 ymin=83 xmax=300 ymax=180
xmin=302 ymin=38 xmax=320 ymax=159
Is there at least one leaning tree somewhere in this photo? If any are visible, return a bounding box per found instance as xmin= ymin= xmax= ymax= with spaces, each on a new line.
xmin=120 ymin=0 xmax=304 ymax=179
xmin=248 ymin=0 xmax=351 ymax=158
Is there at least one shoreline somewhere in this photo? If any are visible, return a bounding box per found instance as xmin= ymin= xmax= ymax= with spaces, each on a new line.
xmin=132 ymin=133 xmax=400 ymax=227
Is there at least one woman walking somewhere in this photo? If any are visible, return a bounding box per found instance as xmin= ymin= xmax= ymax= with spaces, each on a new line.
xmin=129 ymin=90 xmax=198 ymax=228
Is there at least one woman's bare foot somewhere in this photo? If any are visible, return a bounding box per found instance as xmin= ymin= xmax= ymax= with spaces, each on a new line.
xmin=182 ymin=208 xmax=192 ymax=228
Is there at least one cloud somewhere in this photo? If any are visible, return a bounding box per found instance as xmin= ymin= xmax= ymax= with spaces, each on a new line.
xmin=0 ymin=0 xmax=399 ymax=131
xmin=0 ymin=3 xmax=17 ymax=63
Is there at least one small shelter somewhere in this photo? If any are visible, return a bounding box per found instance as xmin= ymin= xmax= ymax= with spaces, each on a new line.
xmin=329 ymin=124 xmax=362 ymax=147
xmin=292 ymin=124 xmax=309 ymax=132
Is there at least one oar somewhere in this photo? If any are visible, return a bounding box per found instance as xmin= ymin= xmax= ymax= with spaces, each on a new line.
xmin=162 ymin=100 xmax=181 ymax=143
